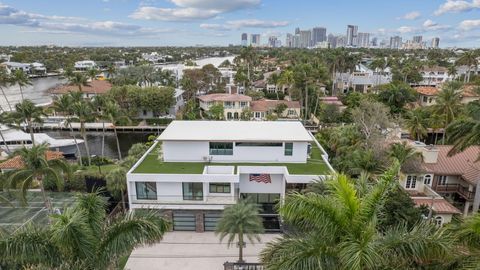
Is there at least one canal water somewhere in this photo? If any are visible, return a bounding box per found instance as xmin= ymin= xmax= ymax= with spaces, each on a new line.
xmin=44 ymin=130 xmax=156 ymax=160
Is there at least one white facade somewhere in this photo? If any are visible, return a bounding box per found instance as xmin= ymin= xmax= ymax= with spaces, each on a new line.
xmin=74 ymin=60 xmax=97 ymax=70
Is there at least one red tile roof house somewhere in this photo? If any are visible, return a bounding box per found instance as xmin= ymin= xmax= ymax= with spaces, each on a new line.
xmin=198 ymin=94 xmax=252 ymax=120
xmin=250 ymin=99 xmax=301 ymax=120
xmin=0 ymin=151 xmax=64 ymax=172
xmin=400 ymin=143 xmax=480 ymax=223
xmin=414 ymin=84 xmax=480 ymax=107
xmin=49 ymin=80 xmax=112 ymax=99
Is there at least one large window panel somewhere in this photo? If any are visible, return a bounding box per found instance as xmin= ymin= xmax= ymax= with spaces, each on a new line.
xmin=183 ymin=182 xmax=204 ymax=201
xmin=209 ymin=142 xmax=233 ymax=155
xmin=284 ymin=142 xmax=293 ymax=156
xmin=209 ymin=183 xmax=231 ymax=193
xmin=136 ymin=182 xmax=157 ymax=200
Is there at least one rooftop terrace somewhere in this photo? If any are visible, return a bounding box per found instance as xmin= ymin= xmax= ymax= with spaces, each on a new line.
xmin=131 ymin=142 xmax=331 ymax=175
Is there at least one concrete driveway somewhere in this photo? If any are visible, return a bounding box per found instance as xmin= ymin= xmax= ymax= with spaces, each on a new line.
xmin=125 ymin=232 xmax=279 ymax=270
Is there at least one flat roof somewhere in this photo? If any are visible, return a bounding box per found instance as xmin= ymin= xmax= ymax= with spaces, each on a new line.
xmin=159 ymin=121 xmax=313 ymax=142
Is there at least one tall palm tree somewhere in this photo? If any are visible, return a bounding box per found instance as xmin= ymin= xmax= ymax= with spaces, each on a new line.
xmin=433 ymin=82 xmax=463 ymax=143
xmin=0 ymin=112 xmax=11 ymax=153
xmin=52 ymin=94 xmax=83 ymax=165
xmin=87 ymin=68 xmax=99 ymax=95
xmin=69 ymin=72 xmax=88 ymax=93
xmin=447 ymin=64 xmax=458 ymax=81
xmin=106 ymin=166 xmax=127 ymax=211
xmin=429 ymin=112 xmax=445 ymax=145
xmin=107 ymin=64 xmax=116 ymax=79
xmin=72 ymin=100 xmax=95 ymax=166
xmin=261 ymin=167 xmax=453 ymax=270
xmin=8 ymin=144 xmax=70 ymax=209
xmin=0 ymin=191 xmax=169 ymax=269
xmin=104 ymin=100 xmax=128 ymax=160
xmin=278 ymin=70 xmax=295 ymax=98
xmin=91 ymin=95 xmax=109 ymax=157
xmin=0 ymin=66 xmax=12 ymax=111
xmin=9 ymin=69 xmax=31 ymax=101
xmin=456 ymin=51 xmax=478 ymax=83
xmin=446 ymin=102 xmax=480 ymax=160
xmin=216 ymin=200 xmax=264 ymax=263
xmin=11 ymin=99 xmax=45 ymax=145
xmin=404 ymin=108 xmax=429 ymax=141
xmin=388 ymin=141 xmax=422 ymax=166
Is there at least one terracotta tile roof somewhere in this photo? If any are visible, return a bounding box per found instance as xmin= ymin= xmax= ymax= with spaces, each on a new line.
xmin=250 ymin=99 xmax=301 ymax=112
xmin=415 ymin=86 xmax=439 ymax=96
xmin=0 ymin=151 xmax=64 ymax=170
xmin=319 ymin=96 xmax=344 ymax=106
xmin=50 ymin=80 xmax=112 ymax=95
xmin=412 ymin=197 xmax=461 ymax=214
xmin=421 ymin=66 xmax=448 ymax=73
xmin=423 ymin=146 xmax=480 ymax=185
xmin=462 ymin=84 xmax=480 ymax=98
xmin=197 ymin=93 xmax=252 ymax=102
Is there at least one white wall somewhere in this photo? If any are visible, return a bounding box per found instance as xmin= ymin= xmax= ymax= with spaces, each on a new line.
xmin=162 ymin=141 xmax=308 ymax=163
xmin=239 ymin=174 xmax=283 ymax=194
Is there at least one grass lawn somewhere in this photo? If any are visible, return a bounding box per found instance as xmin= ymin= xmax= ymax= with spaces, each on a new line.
xmin=132 ymin=143 xmax=330 ymax=175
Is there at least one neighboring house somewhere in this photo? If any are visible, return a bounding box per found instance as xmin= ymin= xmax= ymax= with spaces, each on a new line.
xmin=414 ymin=66 xmax=452 ymax=87
xmin=250 ymin=99 xmax=301 ymax=120
xmin=415 ymin=84 xmax=480 ymax=107
xmin=30 ymin=62 xmax=47 ymax=75
xmin=74 ymin=60 xmax=97 ymax=71
xmin=319 ymin=96 xmax=347 ymax=111
xmin=401 ymin=142 xmax=480 ymax=218
xmin=49 ymin=80 xmax=112 ymax=99
xmin=138 ymin=89 xmax=185 ymax=119
xmin=3 ymin=62 xmax=32 ymax=73
xmin=126 ymin=120 xmax=334 ymax=232
xmin=0 ymin=151 xmax=63 ymax=173
xmin=334 ymin=64 xmax=392 ymax=94
xmin=461 ymin=84 xmax=480 ymax=104
xmin=198 ymin=94 xmax=252 ymax=120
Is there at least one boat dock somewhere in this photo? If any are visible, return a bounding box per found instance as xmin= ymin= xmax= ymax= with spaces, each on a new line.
xmin=32 ymin=122 xmax=168 ymax=133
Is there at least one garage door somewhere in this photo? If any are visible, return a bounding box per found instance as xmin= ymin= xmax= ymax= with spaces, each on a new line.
xmin=204 ymin=212 xmax=222 ymax=231
xmin=173 ymin=213 xmax=196 ymax=231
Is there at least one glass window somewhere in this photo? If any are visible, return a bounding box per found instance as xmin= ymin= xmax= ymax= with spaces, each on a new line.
xmin=235 ymin=142 xmax=283 ymax=147
xmin=424 ymin=175 xmax=432 ymax=186
xmin=209 ymin=183 xmax=231 ymax=193
xmin=135 ymin=182 xmax=157 ymax=200
xmin=284 ymin=142 xmax=293 ymax=156
xmin=438 ymin=175 xmax=447 ymax=186
xmin=209 ymin=142 xmax=233 ymax=155
xmin=405 ymin=175 xmax=417 ymax=189
xmin=183 ymin=183 xmax=203 ymax=201
xmin=434 ymin=216 xmax=443 ymax=226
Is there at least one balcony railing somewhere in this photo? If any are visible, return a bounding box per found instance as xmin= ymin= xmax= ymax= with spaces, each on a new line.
xmin=224 ymin=262 xmax=264 ymax=270
xmin=130 ymin=195 xmax=236 ymax=205
xmin=434 ymin=184 xmax=475 ymax=200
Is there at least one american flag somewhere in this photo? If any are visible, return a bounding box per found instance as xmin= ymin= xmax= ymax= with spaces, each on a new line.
xmin=249 ymin=174 xmax=271 ymax=184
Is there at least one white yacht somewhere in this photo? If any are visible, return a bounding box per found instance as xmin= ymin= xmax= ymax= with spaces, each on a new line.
xmin=0 ymin=126 xmax=84 ymax=156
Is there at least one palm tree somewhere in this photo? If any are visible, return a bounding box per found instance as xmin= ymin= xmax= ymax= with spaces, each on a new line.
xmin=404 ymin=108 xmax=429 ymax=141
xmin=107 ymin=64 xmax=116 ymax=79
xmin=8 ymin=144 xmax=70 ymax=209
xmin=11 ymin=99 xmax=45 ymax=145
xmin=261 ymin=167 xmax=453 ymax=270
xmin=72 ymin=100 xmax=95 ymax=166
xmin=433 ymin=81 xmax=463 ymax=143
xmin=388 ymin=141 xmax=422 ymax=166
xmin=91 ymin=95 xmax=109 ymax=157
xmin=429 ymin=112 xmax=445 ymax=144
xmin=69 ymin=72 xmax=89 ymax=93
xmin=0 ymin=67 xmax=12 ymax=111
xmin=447 ymin=64 xmax=458 ymax=81
xmin=0 ymin=191 xmax=169 ymax=269
xmin=106 ymin=166 xmax=127 ymax=211
xmin=216 ymin=200 xmax=264 ymax=263
xmin=456 ymin=51 xmax=478 ymax=83
xmin=105 ymin=100 xmax=129 ymax=160
xmin=0 ymin=112 xmax=11 ymax=153
xmin=9 ymin=69 xmax=31 ymax=101
xmin=278 ymin=70 xmax=295 ymax=98
xmin=87 ymin=68 xmax=99 ymax=95
xmin=446 ymin=104 xmax=480 ymax=160
xmin=52 ymin=94 xmax=83 ymax=165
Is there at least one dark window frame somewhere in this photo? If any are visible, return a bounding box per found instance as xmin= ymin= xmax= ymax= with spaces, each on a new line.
xmin=135 ymin=182 xmax=157 ymax=200
xmin=209 ymin=183 xmax=231 ymax=193
xmin=284 ymin=142 xmax=293 ymax=156
xmin=183 ymin=182 xmax=204 ymax=201
xmin=209 ymin=142 xmax=233 ymax=155
xmin=235 ymin=142 xmax=283 ymax=147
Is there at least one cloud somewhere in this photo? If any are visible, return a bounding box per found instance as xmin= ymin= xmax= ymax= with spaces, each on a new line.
xmin=434 ymin=0 xmax=480 ymax=15
xmin=200 ymin=19 xmax=288 ymax=31
xmin=459 ymin=19 xmax=480 ymax=30
xmin=130 ymin=0 xmax=260 ymax=21
xmin=400 ymin=11 xmax=421 ymax=20
xmin=423 ymin=19 xmax=451 ymax=31
xmin=397 ymin=26 xmax=416 ymax=34
xmin=0 ymin=3 xmax=171 ymax=37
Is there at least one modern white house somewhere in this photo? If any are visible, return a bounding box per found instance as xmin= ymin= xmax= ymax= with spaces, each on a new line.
xmin=127 ymin=121 xmax=334 ymax=232
xmin=74 ymin=60 xmax=97 ymax=71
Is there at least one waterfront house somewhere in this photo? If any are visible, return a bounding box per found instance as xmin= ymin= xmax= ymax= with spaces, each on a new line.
xmin=126 ymin=121 xmax=334 ymax=232
xmin=198 ymin=93 xmax=251 ymax=120
xmin=49 ymin=80 xmax=112 ymax=99
xmin=250 ymin=99 xmax=301 ymax=120
xmin=74 ymin=60 xmax=97 ymax=71
xmin=137 ymin=89 xmax=185 ymax=119
xmin=415 ymin=84 xmax=480 ymax=107
xmin=0 ymin=151 xmax=63 ymax=173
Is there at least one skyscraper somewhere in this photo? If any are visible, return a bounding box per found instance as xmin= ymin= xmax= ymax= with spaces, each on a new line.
xmin=431 ymin=37 xmax=440 ymax=48
xmin=327 ymin=34 xmax=337 ymax=48
xmin=346 ymin=25 xmax=358 ymax=46
xmin=357 ymin=32 xmax=370 ymax=48
xmin=295 ymin=27 xmax=300 ymax=35
xmin=413 ymin=35 xmax=423 ymax=44
xmin=390 ymin=36 xmax=402 ymax=49
xmin=299 ymin=30 xmax=312 ymax=48
xmin=241 ymin=33 xmax=248 ymax=47
xmin=268 ymin=36 xmax=278 ymax=48
xmin=312 ymin=27 xmax=327 ymax=46
xmin=250 ymin=34 xmax=261 ymax=46
xmin=286 ymin=33 xmax=294 ymax=48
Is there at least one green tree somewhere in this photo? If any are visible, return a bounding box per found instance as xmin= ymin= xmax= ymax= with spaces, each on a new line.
xmin=216 ymin=200 xmax=264 ymax=263
xmin=105 ymin=100 xmax=129 ymax=160
xmin=8 ymin=144 xmax=70 ymax=209
xmin=9 ymin=69 xmax=32 ymax=101
xmin=11 ymin=99 xmax=45 ymax=145
xmin=377 ymin=83 xmax=417 ymax=114
xmin=456 ymin=51 xmax=478 ymax=83
xmin=91 ymin=95 xmax=109 ymax=157
xmin=388 ymin=141 xmax=422 ymax=166
xmin=208 ymin=103 xmax=224 ymax=120
xmin=0 ymin=67 xmax=12 ymax=111
xmin=433 ymin=81 xmax=463 ymax=143
xmin=69 ymin=73 xmax=89 ymax=92
xmin=404 ymin=108 xmax=429 ymax=141
xmin=106 ymin=166 xmax=127 ymax=211
xmin=0 ymin=192 xmax=169 ymax=269
xmin=446 ymin=100 xmax=480 ymax=160
xmin=72 ymin=100 xmax=95 ymax=166
xmin=261 ymin=167 xmax=453 ymax=270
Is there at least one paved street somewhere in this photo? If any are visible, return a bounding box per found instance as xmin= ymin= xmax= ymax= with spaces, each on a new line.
xmin=125 ymin=232 xmax=279 ymax=270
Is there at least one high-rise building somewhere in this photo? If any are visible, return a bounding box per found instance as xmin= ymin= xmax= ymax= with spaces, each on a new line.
xmin=268 ymin=36 xmax=278 ymax=48
xmin=431 ymin=37 xmax=440 ymax=48
xmin=413 ymin=35 xmax=423 ymax=44
xmin=250 ymin=34 xmax=261 ymax=46
xmin=336 ymin=35 xmax=347 ymax=48
xmin=312 ymin=27 xmax=327 ymax=46
xmin=241 ymin=33 xmax=248 ymax=47
xmin=390 ymin=36 xmax=402 ymax=49
xmin=295 ymin=27 xmax=300 ymax=35
xmin=286 ymin=33 xmax=294 ymax=48
xmin=357 ymin=32 xmax=370 ymax=48
xmin=371 ymin=37 xmax=378 ymax=47
xmin=346 ymin=25 xmax=358 ymax=46
xmin=299 ymin=30 xmax=312 ymax=48
xmin=327 ymin=34 xmax=337 ymax=48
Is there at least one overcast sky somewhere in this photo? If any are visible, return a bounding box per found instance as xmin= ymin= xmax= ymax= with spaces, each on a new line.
xmin=0 ymin=0 xmax=479 ymax=47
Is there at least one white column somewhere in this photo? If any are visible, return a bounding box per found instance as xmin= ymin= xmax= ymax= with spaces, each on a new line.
xmin=472 ymin=181 xmax=480 ymax=213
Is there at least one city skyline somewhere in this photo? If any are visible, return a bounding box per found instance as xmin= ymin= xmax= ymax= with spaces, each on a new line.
xmin=0 ymin=0 xmax=479 ymax=47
